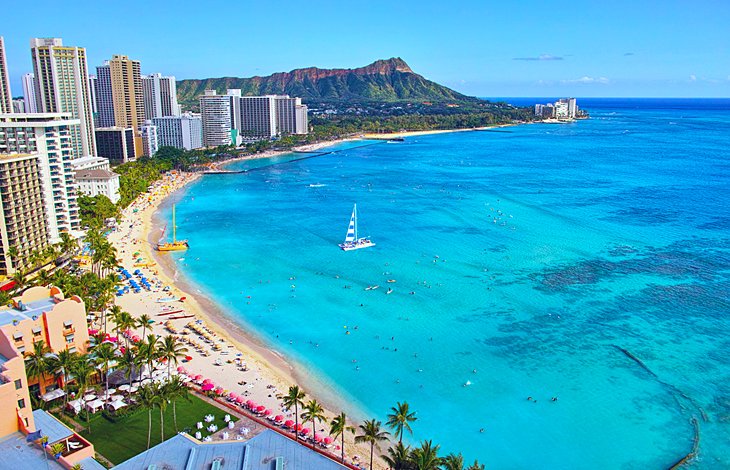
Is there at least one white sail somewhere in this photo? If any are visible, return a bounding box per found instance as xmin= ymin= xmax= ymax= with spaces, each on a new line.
xmin=344 ymin=205 xmax=357 ymax=242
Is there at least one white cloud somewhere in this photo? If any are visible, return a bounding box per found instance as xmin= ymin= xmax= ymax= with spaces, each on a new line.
xmin=513 ymin=54 xmax=564 ymax=61
xmin=561 ymin=76 xmax=610 ymax=85
xmin=689 ymin=74 xmax=697 ymax=81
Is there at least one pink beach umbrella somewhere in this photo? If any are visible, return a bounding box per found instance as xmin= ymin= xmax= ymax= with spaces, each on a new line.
xmin=314 ymin=433 xmax=323 ymax=442
xmin=177 ymin=366 xmax=186 ymax=373
xmin=235 ymin=396 xmax=245 ymax=404
xmin=228 ymin=392 xmax=238 ymax=400
xmin=246 ymin=400 xmax=255 ymax=408
xmin=284 ymin=420 xmax=295 ymax=428
xmin=295 ymin=424 xmax=303 ymax=432
xmin=256 ymin=405 xmax=266 ymax=413
xmin=274 ymin=415 xmax=284 ymax=423
xmin=324 ymin=436 xmax=334 ymax=445
xmin=214 ymin=386 xmax=225 ymax=395
xmin=201 ymin=383 xmax=214 ymax=392
xmin=301 ymin=428 xmax=310 ymax=435
xmin=202 ymin=378 xmax=212 ymax=385
xmin=263 ymin=409 xmax=272 ymax=416
xmin=88 ymin=328 xmax=99 ymax=335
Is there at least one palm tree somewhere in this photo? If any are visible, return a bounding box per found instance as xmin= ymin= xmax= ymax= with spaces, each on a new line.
xmin=383 ymin=442 xmax=412 ymax=470
xmin=408 ymin=440 xmax=441 ymax=470
xmin=138 ymin=383 xmax=157 ymax=449
xmin=48 ymin=349 xmax=79 ymax=408
xmin=330 ymin=412 xmax=355 ymax=463
xmin=59 ymin=232 xmax=77 ymax=256
xmin=117 ymin=346 xmax=140 ymax=389
xmin=12 ymin=270 xmax=27 ymax=292
xmin=158 ymin=334 xmax=188 ymax=378
xmin=386 ymin=401 xmax=418 ymax=444
xmin=441 ymin=453 xmax=465 ymax=470
xmin=24 ymin=340 xmax=52 ymax=395
xmin=164 ymin=376 xmax=190 ymax=433
xmin=138 ymin=313 xmax=152 ymax=338
xmin=92 ymin=342 xmax=117 ymax=393
xmin=355 ymin=419 xmax=390 ymax=470
xmin=280 ymin=385 xmax=306 ymax=441
xmin=71 ymin=357 xmax=97 ymax=433
xmin=155 ymin=383 xmax=170 ymax=443
xmin=300 ymin=399 xmax=325 ymax=449
xmin=88 ymin=331 xmax=108 ymax=351
xmin=465 ymin=461 xmax=485 ymax=470
xmin=117 ymin=311 xmax=136 ymax=348
xmin=34 ymin=269 xmax=51 ymax=287
xmin=7 ymin=245 xmax=19 ymax=271
xmin=139 ymin=334 xmax=161 ymax=379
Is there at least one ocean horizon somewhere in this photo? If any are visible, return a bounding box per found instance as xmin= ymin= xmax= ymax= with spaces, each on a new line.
xmin=159 ymin=98 xmax=730 ymax=468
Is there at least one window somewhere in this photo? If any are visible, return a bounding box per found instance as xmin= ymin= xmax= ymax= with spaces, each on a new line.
xmin=65 ymin=334 xmax=74 ymax=344
xmin=17 ymin=399 xmax=25 ymax=409
xmin=68 ymin=346 xmax=76 ymax=353
xmin=14 ymin=379 xmax=22 ymax=390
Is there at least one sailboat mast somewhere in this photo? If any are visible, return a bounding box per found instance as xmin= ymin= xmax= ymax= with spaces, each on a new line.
xmin=172 ymin=205 xmax=177 ymax=243
xmin=353 ymin=204 xmax=358 ymax=240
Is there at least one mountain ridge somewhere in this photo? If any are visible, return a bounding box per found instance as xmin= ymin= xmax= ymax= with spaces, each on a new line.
xmin=176 ymin=58 xmax=475 ymax=105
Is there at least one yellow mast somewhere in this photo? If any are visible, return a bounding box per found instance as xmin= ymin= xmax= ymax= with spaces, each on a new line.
xmin=172 ymin=205 xmax=177 ymax=243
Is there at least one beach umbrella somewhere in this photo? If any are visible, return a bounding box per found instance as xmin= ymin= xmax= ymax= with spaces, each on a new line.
xmin=295 ymin=424 xmax=303 ymax=432
xmin=263 ymin=409 xmax=272 ymax=416
xmin=214 ymin=386 xmax=225 ymax=395
xmin=235 ymin=396 xmax=245 ymax=404
xmin=314 ymin=434 xmax=323 ymax=443
xmin=185 ymin=356 xmax=193 ymax=361
xmin=201 ymin=383 xmax=214 ymax=391
xmin=228 ymin=392 xmax=238 ymax=400
xmin=324 ymin=436 xmax=334 ymax=445
xmin=118 ymin=384 xmax=130 ymax=392
xmin=284 ymin=420 xmax=294 ymax=428
xmin=194 ymin=374 xmax=203 ymax=381
xmin=177 ymin=366 xmax=186 ymax=373
xmin=202 ymin=378 xmax=212 ymax=384
xmin=301 ymin=428 xmax=310 ymax=435
xmin=246 ymin=400 xmax=255 ymax=408
xmin=256 ymin=405 xmax=266 ymax=413
xmin=274 ymin=415 xmax=284 ymax=423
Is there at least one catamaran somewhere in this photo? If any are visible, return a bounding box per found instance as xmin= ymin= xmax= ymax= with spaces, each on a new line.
xmin=157 ymin=204 xmax=188 ymax=252
xmin=339 ymin=204 xmax=375 ymax=251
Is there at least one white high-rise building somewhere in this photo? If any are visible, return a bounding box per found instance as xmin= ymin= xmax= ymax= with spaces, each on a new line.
xmin=199 ymin=90 xmax=235 ymax=147
xmin=22 ymin=73 xmax=38 ymax=113
xmin=88 ymin=75 xmax=98 ymax=124
xmin=0 ymin=113 xmax=83 ymax=240
xmin=274 ymin=96 xmax=309 ymax=135
xmin=567 ymin=98 xmax=578 ymax=118
xmin=12 ymin=99 xmax=25 ymax=113
xmin=153 ymin=113 xmax=202 ymax=150
xmin=0 ymin=37 xmax=11 ymax=114
xmin=30 ymin=38 xmax=96 ymax=158
xmin=142 ymin=73 xmax=180 ymax=119
xmin=140 ymin=121 xmax=158 ymax=156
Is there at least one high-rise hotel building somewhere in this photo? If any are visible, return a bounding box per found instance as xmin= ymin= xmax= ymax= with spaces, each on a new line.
xmin=0 ymin=37 xmax=13 ymax=114
xmin=142 ymin=73 xmax=180 ymax=119
xmin=0 ymin=113 xmax=82 ymax=242
xmin=199 ymin=90 xmax=235 ymax=147
xmin=30 ymin=38 xmax=96 ymax=158
xmin=21 ymin=74 xmax=38 ymax=114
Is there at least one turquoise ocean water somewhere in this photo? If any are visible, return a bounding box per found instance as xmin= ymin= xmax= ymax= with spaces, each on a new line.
xmin=160 ymin=99 xmax=730 ymax=468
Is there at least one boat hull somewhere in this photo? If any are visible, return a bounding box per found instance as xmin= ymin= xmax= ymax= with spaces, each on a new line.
xmin=157 ymin=241 xmax=188 ymax=252
xmin=339 ymin=240 xmax=375 ymax=251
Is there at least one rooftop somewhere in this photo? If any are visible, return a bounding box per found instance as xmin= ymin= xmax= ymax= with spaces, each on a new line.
xmin=74 ymin=169 xmax=119 ymax=180
xmin=32 ymin=410 xmax=73 ymax=444
xmin=115 ymin=429 xmax=347 ymax=470
xmin=0 ymin=297 xmax=56 ymax=327
xmin=0 ymin=432 xmax=64 ymax=469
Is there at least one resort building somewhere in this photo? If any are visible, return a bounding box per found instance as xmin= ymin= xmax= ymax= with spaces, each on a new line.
xmin=535 ymin=98 xmax=578 ymax=120
xmin=70 ymin=155 xmax=110 ymax=171
xmin=94 ymin=63 xmax=114 ymax=128
xmin=115 ymin=429 xmax=348 ymax=470
xmin=30 ymin=38 xmax=96 ymax=158
xmin=0 ymin=287 xmax=102 ymax=469
xmin=11 ymin=99 xmax=25 ymax=113
xmin=275 ymin=96 xmax=309 ymax=135
xmin=140 ymin=120 xmax=159 ymax=156
xmin=21 ymin=73 xmax=38 ymax=113
xmin=153 ymin=113 xmax=203 ymax=150
xmin=0 ymin=113 xmax=83 ymax=241
xmin=200 ymin=89 xmax=236 ymax=147
xmin=95 ymin=126 xmax=136 ymax=163
xmin=0 ymin=153 xmax=49 ymax=275
xmin=0 ymin=37 xmax=12 ymax=114
xmin=74 ymin=168 xmax=120 ymax=204
xmin=87 ymin=74 xmax=98 ymax=125
xmin=239 ymin=95 xmax=277 ymax=139
xmin=142 ymin=73 xmax=180 ymax=119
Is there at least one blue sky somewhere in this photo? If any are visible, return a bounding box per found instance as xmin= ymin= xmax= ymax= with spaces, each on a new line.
xmin=3 ymin=0 xmax=729 ymax=98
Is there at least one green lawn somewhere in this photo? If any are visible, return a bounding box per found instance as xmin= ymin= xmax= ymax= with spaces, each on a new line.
xmin=77 ymin=395 xmax=238 ymax=464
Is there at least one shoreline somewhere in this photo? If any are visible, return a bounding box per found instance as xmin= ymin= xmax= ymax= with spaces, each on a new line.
xmin=110 ymin=139 xmax=383 ymax=467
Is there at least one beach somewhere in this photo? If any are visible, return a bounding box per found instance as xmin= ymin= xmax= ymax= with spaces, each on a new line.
xmin=107 ymin=143 xmax=383 ymax=468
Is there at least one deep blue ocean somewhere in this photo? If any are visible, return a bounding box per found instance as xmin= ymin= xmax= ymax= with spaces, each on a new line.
xmin=161 ymin=98 xmax=730 ymax=469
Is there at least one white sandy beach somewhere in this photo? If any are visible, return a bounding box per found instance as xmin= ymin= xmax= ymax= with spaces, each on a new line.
xmin=106 ymin=144 xmax=385 ymax=468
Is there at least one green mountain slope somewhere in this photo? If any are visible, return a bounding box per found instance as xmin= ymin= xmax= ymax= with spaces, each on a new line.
xmin=176 ymin=58 xmax=474 ymax=105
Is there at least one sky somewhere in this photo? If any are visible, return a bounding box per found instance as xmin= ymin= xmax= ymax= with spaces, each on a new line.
xmin=3 ymin=0 xmax=729 ymax=98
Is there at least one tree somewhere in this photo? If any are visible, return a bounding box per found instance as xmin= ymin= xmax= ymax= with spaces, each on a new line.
xmin=92 ymin=342 xmax=117 ymax=393
xmin=48 ymin=349 xmax=79 ymax=408
xmin=164 ymin=376 xmax=190 ymax=433
xmin=387 ymin=401 xmax=417 ymax=444
xmin=330 ymin=411 xmax=355 ymax=463
xmin=59 ymin=232 xmax=77 ymax=256
xmin=383 ymin=442 xmax=412 ymax=470
xmin=108 ymin=304 xmax=122 ymax=337
xmin=300 ymin=399 xmax=325 ymax=449
xmin=138 ymin=313 xmax=152 ymax=338
xmin=441 ymin=453 xmax=465 ymax=470
xmin=139 ymin=334 xmax=161 ymax=379
xmin=12 ymin=270 xmax=27 ymax=292
xmin=280 ymin=385 xmax=306 ymax=441
xmin=409 ymin=440 xmax=441 ymax=470
xmin=117 ymin=345 xmax=140 ymax=389
xmin=158 ymin=334 xmax=188 ymax=378
xmin=138 ymin=383 xmax=157 ymax=449
xmin=6 ymin=246 xmax=19 ymax=271
xmin=355 ymin=419 xmax=390 ymax=470
xmin=24 ymin=340 xmax=52 ymax=395
xmin=34 ymin=269 xmax=51 ymax=287
xmin=465 ymin=461 xmax=485 ymax=470
xmin=71 ymin=357 xmax=98 ymax=433
xmin=155 ymin=383 xmax=170 ymax=443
